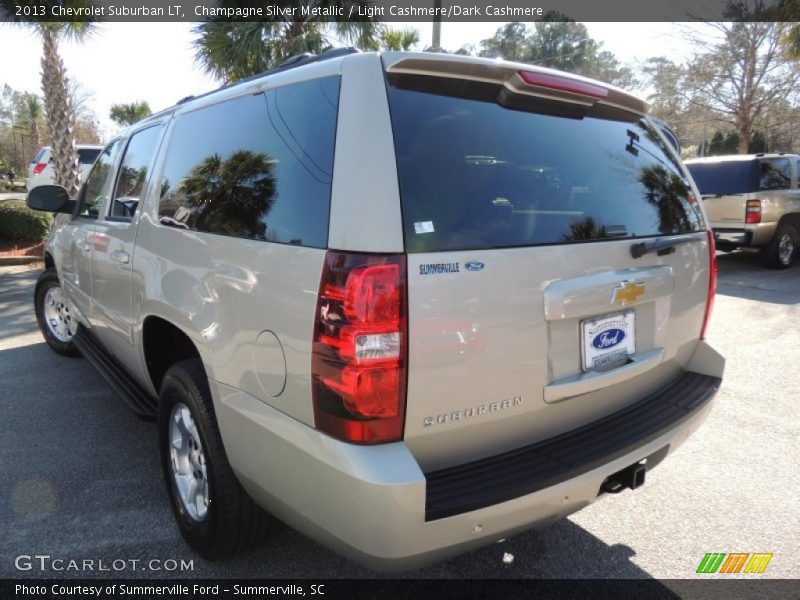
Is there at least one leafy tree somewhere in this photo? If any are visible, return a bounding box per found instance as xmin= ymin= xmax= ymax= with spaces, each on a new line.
xmin=723 ymin=131 xmax=741 ymax=154
xmin=682 ymin=20 xmax=800 ymax=153
xmin=2 ymin=2 xmax=97 ymax=195
xmin=479 ymin=22 xmax=530 ymax=61
xmin=110 ymin=101 xmax=152 ymax=127
xmin=708 ymin=131 xmax=725 ymax=156
xmin=193 ymin=3 xmax=380 ymax=83
xmin=477 ymin=16 xmax=634 ymax=88
xmin=748 ymin=130 xmax=768 ymax=153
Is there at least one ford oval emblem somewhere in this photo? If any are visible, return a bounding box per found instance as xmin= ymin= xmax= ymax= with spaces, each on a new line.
xmin=465 ymin=261 xmax=485 ymax=272
xmin=592 ymin=328 xmax=626 ymax=350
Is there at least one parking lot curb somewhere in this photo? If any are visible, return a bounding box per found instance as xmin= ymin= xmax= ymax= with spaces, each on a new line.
xmin=0 ymin=255 xmax=41 ymax=266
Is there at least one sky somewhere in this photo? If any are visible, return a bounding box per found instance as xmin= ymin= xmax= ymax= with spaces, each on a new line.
xmin=0 ymin=22 xmax=708 ymax=141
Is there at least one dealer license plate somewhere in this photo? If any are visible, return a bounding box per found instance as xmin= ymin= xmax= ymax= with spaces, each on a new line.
xmin=581 ymin=310 xmax=636 ymax=372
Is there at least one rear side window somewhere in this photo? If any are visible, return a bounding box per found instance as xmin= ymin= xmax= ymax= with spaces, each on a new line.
xmin=110 ymin=125 xmax=162 ymax=219
xmin=759 ymin=158 xmax=791 ymax=191
xmin=686 ymin=161 xmax=758 ymax=196
xmin=78 ymin=148 xmax=102 ymax=165
xmin=386 ymin=85 xmax=704 ymax=252
xmin=158 ymin=76 xmax=340 ymax=248
xmin=32 ymin=148 xmax=47 ymax=163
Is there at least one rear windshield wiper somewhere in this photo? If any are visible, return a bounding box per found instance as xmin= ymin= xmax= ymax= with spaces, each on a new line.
xmin=630 ymin=234 xmax=698 ymax=259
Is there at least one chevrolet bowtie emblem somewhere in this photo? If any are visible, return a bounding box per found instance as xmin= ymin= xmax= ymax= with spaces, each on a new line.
xmin=612 ymin=281 xmax=645 ymax=306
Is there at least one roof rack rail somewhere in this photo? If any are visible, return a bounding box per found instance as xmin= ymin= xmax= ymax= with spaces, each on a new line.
xmin=177 ymin=95 xmax=195 ymax=104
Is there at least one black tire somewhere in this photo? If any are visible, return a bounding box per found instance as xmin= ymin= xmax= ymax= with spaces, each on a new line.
xmin=158 ymin=359 xmax=272 ymax=559
xmin=760 ymin=223 xmax=799 ymax=269
xmin=34 ymin=268 xmax=81 ymax=357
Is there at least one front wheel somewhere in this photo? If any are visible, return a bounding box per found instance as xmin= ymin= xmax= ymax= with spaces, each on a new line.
xmin=158 ymin=359 xmax=272 ymax=559
xmin=760 ymin=224 xmax=798 ymax=269
xmin=34 ymin=269 xmax=80 ymax=356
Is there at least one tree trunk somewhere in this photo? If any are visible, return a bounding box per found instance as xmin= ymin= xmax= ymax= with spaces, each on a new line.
xmin=40 ymin=27 xmax=82 ymax=196
xmin=30 ymin=119 xmax=41 ymax=155
xmin=738 ymin=124 xmax=752 ymax=154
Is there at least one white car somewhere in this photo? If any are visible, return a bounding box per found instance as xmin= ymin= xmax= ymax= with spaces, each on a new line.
xmin=25 ymin=144 xmax=104 ymax=191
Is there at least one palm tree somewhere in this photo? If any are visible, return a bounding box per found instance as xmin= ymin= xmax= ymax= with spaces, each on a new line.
xmin=193 ymin=3 xmax=380 ymax=83
xmin=3 ymin=4 xmax=96 ymax=195
xmin=110 ymin=101 xmax=152 ymax=127
xmin=22 ymin=93 xmax=43 ymax=158
xmin=379 ymin=27 xmax=420 ymax=52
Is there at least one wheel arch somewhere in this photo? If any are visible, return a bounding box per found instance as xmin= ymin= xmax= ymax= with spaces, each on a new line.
xmin=776 ymin=212 xmax=800 ymax=232
xmin=142 ymin=315 xmax=204 ymax=395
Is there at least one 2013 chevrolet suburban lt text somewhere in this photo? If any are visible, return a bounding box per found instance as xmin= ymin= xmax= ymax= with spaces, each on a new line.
xmin=27 ymin=50 xmax=724 ymax=572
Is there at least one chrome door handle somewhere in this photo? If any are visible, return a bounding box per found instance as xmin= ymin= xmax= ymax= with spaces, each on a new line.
xmin=111 ymin=250 xmax=130 ymax=264
xmin=77 ymin=240 xmax=91 ymax=252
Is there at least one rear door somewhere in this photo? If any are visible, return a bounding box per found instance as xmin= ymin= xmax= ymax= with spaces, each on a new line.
xmin=384 ymin=64 xmax=711 ymax=471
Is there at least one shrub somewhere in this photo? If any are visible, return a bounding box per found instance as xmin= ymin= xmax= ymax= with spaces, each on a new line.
xmin=0 ymin=200 xmax=54 ymax=241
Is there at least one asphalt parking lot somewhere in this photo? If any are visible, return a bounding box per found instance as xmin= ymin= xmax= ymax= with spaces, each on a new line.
xmin=0 ymin=251 xmax=797 ymax=581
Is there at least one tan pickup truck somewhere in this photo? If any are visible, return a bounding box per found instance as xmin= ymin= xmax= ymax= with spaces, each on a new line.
xmin=685 ymin=154 xmax=800 ymax=268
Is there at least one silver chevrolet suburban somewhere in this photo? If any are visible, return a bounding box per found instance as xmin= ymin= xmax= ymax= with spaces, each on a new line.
xmin=27 ymin=50 xmax=724 ymax=571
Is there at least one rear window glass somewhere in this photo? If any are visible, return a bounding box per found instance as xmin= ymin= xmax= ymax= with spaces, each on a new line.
xmin=32 ymin=148 xmax=47 ymax=163
xmin=386 ymin=85 xmax=704 ymax=252
xmin=78 ymin=148 xmax=102 ymax=165
xmin=686 ymin=161 xmax=759 ymax=196
xmin=158 ymin=76 xmax=339 ymax=248
xmin=759 ymin=158 xmax=791 ymax=191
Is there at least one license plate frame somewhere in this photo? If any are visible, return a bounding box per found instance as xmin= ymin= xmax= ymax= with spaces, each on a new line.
xmin=581 ymin=310 xmax=636 ymax=372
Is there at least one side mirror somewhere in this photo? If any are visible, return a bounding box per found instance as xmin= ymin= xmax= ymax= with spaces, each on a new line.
xmin=26 ymin=185 xmax=75 ymax=214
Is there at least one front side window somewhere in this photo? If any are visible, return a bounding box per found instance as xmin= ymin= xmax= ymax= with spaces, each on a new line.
xmin=110 ymin=126 xmax=162 ymax=219
xmin=80 ymin=140 xmax=120 ymax=218
xmin=157 ymin=76 xmax=340 ymax=248
xmin=759 ymin=158 xmax=791 ymax=191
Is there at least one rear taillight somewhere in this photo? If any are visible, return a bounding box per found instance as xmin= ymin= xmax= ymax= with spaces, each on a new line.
xmin=745 ymin=199 xmax=761 ymax=224
xmin=700 ymin=230 xmax=717 ymax=340
xmin=518 ymin=70 xmax=609 ymax=99
xmin=312 ymin=251 xmax=407 ymax=444
xmin=33 ymin=163 xmax=47 ymax=175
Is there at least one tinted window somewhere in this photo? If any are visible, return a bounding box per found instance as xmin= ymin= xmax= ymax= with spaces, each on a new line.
xmin=80 ymin=140 xmax=120 ymax=218
xmin=386 ymin=86 xmax=704 ymax=253
xmin=110 ymin=126 xmax=161 ymax=219
xmin=158 ymin=77 xmax=339 ymax=248
xmin=78 ymin=148 xmax=102 ymax=165
xmin=759 ymin=158 xmax=791 ymax=191
xmin=686 ymin=161 xmax=758 ymax=196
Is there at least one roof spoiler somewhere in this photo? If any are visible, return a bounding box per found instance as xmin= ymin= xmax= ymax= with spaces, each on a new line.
xmin=385 ymin=56 xmax=647 ymax=119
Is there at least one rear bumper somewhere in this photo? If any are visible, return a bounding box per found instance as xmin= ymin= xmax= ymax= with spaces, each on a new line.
xmin=713 ymin=223 xmax=776 ymax=247
xmin=212 ymin=341 xmax=724 ymax=572
xmin=714 ymin=228 xmax=752 ymax=247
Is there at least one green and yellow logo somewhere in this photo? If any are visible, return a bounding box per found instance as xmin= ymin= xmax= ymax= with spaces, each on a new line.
xmin=696 ymin=552 xmax=773 ymax=574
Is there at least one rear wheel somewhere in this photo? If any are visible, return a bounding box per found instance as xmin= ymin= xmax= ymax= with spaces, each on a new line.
xmin=761 ymin=224 xmax=798 ymax=269
xmin=158 ymin=359 xmax=272 ymax=559
xmin=34 ymin=269 xmax=80 ymax=356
